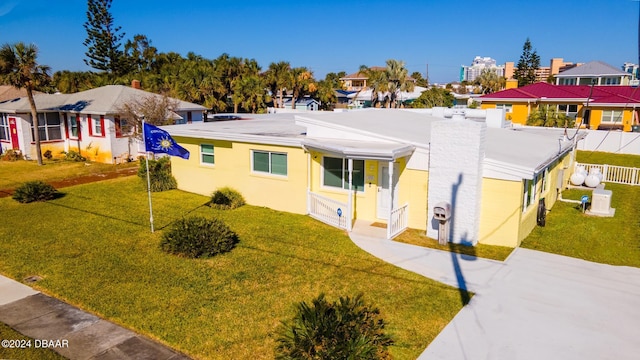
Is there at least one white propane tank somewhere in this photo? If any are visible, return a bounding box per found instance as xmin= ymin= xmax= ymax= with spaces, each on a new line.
xmin=570 ymin=172 xmax=585 ymax=186
xmin=584 ymin=168 xmax=603 ymax=187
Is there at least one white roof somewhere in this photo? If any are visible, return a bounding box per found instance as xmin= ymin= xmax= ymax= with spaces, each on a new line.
xmin=165 ymin=109 xmax=580 ymax=181
xmin=0 ymin=85 xmax=206 ymax=115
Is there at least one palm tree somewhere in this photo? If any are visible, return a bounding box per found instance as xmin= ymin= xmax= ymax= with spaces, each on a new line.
xmin=475 ymin=68 xmax=505 ymax=94
xmin=265 ymin=61 xmax=291 ymax=108
xmin=232 ymin=75 xmax=266 ymax=113
xmin=386 ymin=59 xmax=413 ymax=108
xmin=0 ymin=43 xmax=50 ymax=165
xmin=290 ymin=67 xmax=315 ymax=110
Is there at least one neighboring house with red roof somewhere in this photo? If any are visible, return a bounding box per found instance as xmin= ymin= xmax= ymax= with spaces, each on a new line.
xmin=480 ymin=82 xmax=640 ymax=132
xmin=555 ymin=61 xmax=632 ymax=86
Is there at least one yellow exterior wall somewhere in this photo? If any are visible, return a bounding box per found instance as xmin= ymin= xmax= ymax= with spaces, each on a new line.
xmin=586 ymin=108 xmax=633 ymax=132
xmin=170 ymin=136 xmax=308 ymax=214
xmin=480 ymin=102 xmax=532 ymax=125
xmin=478 ymin=178 xmax=522 ymax=247
xmin=397 ymin=166 xmax=429 ymax=230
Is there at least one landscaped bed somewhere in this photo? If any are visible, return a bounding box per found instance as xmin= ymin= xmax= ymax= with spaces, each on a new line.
xmin=0 ymin=175 xmax=464 ymax=359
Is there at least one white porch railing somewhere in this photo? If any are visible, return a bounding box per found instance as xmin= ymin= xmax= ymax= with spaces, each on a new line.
xmin=308 ymin=191 xmax=350 ymax=230
xmin=576 ymin=162 xmax=640 ymax=186
xmin=387 ymin=203 xmax=409 ymax=239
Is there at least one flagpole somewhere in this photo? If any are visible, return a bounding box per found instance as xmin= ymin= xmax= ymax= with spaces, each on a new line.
xmin=142 ymin=120 xmax=155 ymax=233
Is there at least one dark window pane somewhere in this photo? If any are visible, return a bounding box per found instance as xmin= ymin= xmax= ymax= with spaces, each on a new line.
xmin=323 ymin=157 xmax=343 ymax=188
xmin=271 ymin=153 xmax=287 ymax=175
xmin=253 ymin=151 xmax=269 ymax=173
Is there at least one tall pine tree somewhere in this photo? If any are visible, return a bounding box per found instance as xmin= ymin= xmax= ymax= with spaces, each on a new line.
xmin=514 ymin=38 xmax=540 ymax=87
xmin=83 ymin=0 xmax=127 ymax=76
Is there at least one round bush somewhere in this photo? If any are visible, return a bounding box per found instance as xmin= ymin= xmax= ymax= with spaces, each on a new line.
xmin=12 ymin=181 xmax=58 ymax=203
xmin=138 ymin=156 xmax=177 ymax=192
xmin=275 ymin=293 xmax=393 ymax=359
xmin=160 ymin=216 xmax=238 ymax=258
xmin=210 ymin=187 xmax=245 ymax=209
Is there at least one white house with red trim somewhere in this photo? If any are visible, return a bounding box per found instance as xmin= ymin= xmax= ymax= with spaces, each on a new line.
xmin=0 ymin=85 xmax=206 ymax=163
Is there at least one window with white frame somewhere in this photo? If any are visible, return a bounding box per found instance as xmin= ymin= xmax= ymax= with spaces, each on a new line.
xmin=496 ymin=103 xmax=513 ymax=113
xmin=252 ymin=150 xmax=287 ymax=176
xmin=68 ymin=115 xmax=79 ymax=139
xmin=91 ymin=115 xmax=104 ymax=136
xmin=322 ymin=157 xmax=365 ymax=191
xmin=601 ymin=110 xmax=623 ymax=124
xmin=540 ymin=168 xmax=550 ymax=194
xmin=200 ymin=144 xmax=214 ymax=165
xmin=0 ymin=113 xmax=8 ymax=141
xmin=30 ymin=113 xmax=62 ymax=141
xmin=523 ymin=176 xmax=537 ymax=211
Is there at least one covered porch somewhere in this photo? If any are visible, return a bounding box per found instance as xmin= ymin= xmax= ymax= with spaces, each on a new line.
xmin=302 ymin=138 xmax=415 ymax=239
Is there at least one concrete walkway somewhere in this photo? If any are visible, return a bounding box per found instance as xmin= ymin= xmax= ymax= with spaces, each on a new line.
xmin=0 ymin=277 xmax=189 ymax=360
xmin=350 ymin=221 xmax=640 ymax=360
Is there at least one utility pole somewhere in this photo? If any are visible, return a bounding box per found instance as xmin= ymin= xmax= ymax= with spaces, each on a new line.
xmin=426 ymin=63 xmax=430 ymax=86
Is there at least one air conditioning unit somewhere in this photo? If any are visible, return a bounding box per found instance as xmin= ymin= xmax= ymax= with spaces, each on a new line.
xmin=587 ymin=189 xmax=615 ymax=217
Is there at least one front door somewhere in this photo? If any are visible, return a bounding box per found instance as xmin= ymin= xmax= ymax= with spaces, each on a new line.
xmin=9 ymin=117 xmax=19 ymax=149
xmin=377 ymin=163 xmax=399 ymax=219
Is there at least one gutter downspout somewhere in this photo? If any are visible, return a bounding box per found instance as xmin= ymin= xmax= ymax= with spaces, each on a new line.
xmin=347 ymin=158 xmax=353 ymax=232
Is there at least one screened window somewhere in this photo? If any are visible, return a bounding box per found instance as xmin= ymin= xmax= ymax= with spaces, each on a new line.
xmin=252 ymin=150 xmax=287 ymax=176
xmin=601 ymin=110 xmax=622 ymax=124
xmin=30 ymin=113 xmax=62 ymax=141
xmin=600 ymin=77 xmax=620 ymax=86
xmin=558 ymin=104 xmax=578 ymax=119
xmin=0 ymin=113 xmax=8 ymax=141
xmin=200 ymin=144 xmax=214 ymax=165
xmin=322 ymin=157 xmax=364 ymax=191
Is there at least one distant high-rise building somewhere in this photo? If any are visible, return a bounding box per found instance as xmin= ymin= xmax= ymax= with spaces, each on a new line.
xmin=460 ymin=56 xmax=505 ymax=82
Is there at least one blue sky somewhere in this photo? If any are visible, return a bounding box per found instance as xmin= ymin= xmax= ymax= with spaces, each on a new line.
xmin=0 ymin=0 xmax=637 ymax=83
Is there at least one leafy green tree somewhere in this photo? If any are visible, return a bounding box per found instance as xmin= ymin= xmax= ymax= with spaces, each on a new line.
xmin=276 ymin=294 xmax=393 ymax=360
xmin=53 ymin=70 xmax=96 ymax=93
xmin=83 ymin=0 xmax=128 ymax=76
xmin=514 ymin=38 xmax=540 ymax=87
xmin=474 ymin=68 xmax=506 ymax=94
xmin=526 ymin=105 xmax=574 ymax=128
xmin=124 ymin=34 xmax=157 ymax=73
xmin=409 ymin=87 xmax=454 ymax=108
xmin=0 ymin=42 xmax=51 ymax=165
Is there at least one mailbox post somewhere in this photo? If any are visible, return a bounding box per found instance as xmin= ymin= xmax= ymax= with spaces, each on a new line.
xmin=433 ymin=202 xmax=451 ymax=245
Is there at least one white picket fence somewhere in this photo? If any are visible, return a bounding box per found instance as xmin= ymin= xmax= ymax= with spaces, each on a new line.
xmin=576 ymin=162 xmax=640 ymax=186
xmin=308 ymin=191 xmax=350 ymax=230
xmin=387 ymin=203 xmax=409 ymax=239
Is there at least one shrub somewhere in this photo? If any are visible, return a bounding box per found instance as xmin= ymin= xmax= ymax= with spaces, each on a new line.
xmin=1 ymin=149 xmax=23 ymax=161
xmin=160 ymin=216 xmax=238 ymax=258
xmin=210 ymin=187 xmax=245 ymax=210
xmin=138 ymin=156 xmax=177 ymax=192
xmin=62 ymin=150 xmax=86 ymax=162
xmin=275 ymin=293 xmax=393 ymax=360
xmin=12 ymin=181 xmax=58 ymax=203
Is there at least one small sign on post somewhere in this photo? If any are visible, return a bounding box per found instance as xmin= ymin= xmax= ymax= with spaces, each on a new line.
xmin=581 ymin=195 xmax=589 ymax=213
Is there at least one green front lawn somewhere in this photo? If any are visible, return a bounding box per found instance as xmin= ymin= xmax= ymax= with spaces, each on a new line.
xmin=522 ymin=183 xmax=640 ymax=267
xmin=0 ymin=176 xmax=464 ymax=359
xmin=577 ymin=150 xmax=640 ymax=168
xmin=0 ymin=159 xmax=137 ymax=190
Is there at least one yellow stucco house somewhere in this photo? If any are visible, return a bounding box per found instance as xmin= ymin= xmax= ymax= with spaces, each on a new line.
xmin=480 ymin=82 xmax=639 ymax=132
xmin=166 ymin=109 xmax=582 ymax=248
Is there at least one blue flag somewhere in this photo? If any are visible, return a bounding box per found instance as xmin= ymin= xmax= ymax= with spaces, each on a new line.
xmin=143 ymin=123 xmax=190 ymax=159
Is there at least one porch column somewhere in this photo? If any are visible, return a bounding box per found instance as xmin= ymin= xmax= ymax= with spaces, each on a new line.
xmin=387 ymin=160 xmax=394 ymax=239
xmin=306 ymin=151 xmax=311 ymax=214
xmin=347 ymin=158 xmax=353 ymax=231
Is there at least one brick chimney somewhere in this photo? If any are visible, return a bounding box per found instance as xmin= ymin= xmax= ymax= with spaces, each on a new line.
xmin=131 ymin=79 xmax=141 ymax=89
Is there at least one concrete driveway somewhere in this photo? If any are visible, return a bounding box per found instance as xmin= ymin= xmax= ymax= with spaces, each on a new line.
xmin=350 ymin=222 xmax=640 ymax=360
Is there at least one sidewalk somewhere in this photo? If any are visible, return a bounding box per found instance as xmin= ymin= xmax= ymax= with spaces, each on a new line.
xmin=350 ymin=221 xmax=640 ymax=360
xmin=0 ymin=276 xmax=189 ymax=360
